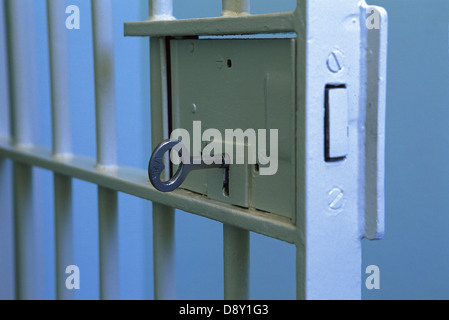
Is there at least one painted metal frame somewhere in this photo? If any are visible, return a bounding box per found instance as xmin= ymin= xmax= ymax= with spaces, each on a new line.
xmin=0 ymin=0 xmax=387 ymax=300
xmin=124 ymin=0 xmax=388 ymax=300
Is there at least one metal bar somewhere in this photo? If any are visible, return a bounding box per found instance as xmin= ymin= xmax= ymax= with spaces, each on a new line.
xmin=149 ymin=0 xmax=177 ymax=296
xmin=223 ymin=224 xmax=249 ymax=300
xmin=124 ymin=11 xmax=296 ymax=37
xmin=5 ymin=0 xmax=35 ymax=147
xmin=149 ymin=0 xmax=174 ymax=21
xmin=0 ymin=158 xmax=14 ymax=299
xmin=54 ymin=174 xmax=74 ymax=299
xmin=0 ymin=0 xmax=10 ymax=138
xmin=13 ymin=162 xmax=39 ymax=299
xmin=219 ymin=0 xmax=251 ymax=298
xmin=295 ymin=0 xmax=363 ymax=300
xmin=5 ymin=0 xmax=42 ymax=300
xmin=92 ymin=0 xmax=119 ymax=300
xmin=47 ymin=0 xmax=72 ymax=157
xmin=362 ymin=4 xmax=388 ymax=240
xmin=0 ymin=140 xmax=297 ymax=244
xmin=92 ymin=0 xmax=117 ymax=168
xmin=153 ymin=203 xmax=176 ymax=300
xmin=98 ymin=186 xmax=119 ymax=299
xmin=46 ymin=0 xmax=75 ymax=300
xmin=0 ymin=2 xmax=14 ymax=298
xmin=222 ymin=0 xmax=250 ymax=16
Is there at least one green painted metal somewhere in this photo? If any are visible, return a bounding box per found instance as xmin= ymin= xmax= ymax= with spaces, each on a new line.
xmin=170 ymin=38 xmax=296 ymax=220
xmin=124 ymin=11 xmax=296 ymax=37
xmin=0 ymin=138 xmax=296 ymax=244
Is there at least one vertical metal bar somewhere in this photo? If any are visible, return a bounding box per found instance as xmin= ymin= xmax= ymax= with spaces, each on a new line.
xmin=92 ymin=0 xmax=117 ymax=168
xmin=0 ymin=0 xmax=14 ymax=299
xmin=46 ymin=0 xmax=75 ymax=300
xmin=0 ymin=0 xmax=10 ymax=138
xmin=53 ymin=174 xmax=74 ymax=299
xmin=0 ymin=159 xmax=14 ymax=300
xmin=0 ymin=1 xmax=13 ymax=295
xmin=295 ymin=0 xmax=363 ymax=300
xmin=98 ymin=186 xmax=119 ymax=299
xmin=149 ymin=0 xmax=174 ymax=21
xmin=149 ymin=0 xmax=176 ymax=300
xmin=91 ymin=0 xmax=119 ymax=300
xmin=4 ymin=0 xmax=37 ymax=147
xmin=220 ymin=0 xmax=251 ymax=294
xmin=221 ymin=0 xmax=250 ymax=16
xmin=150 ymin=36 xmax=177 ymax=299
xmin=47 ymin=0 xmax=71 ymax=158
xmin=12 ymin=163 xmax=36 ymax=299
xmin=5 ymin=0 xmax=42 ymax=300
xmin=223 ymin=224 xmax=249 ymax=300
xmin=153 ymin=203 xmax=176 ymax=300
xmin=5 ymin=0 xmax=35 ymax=148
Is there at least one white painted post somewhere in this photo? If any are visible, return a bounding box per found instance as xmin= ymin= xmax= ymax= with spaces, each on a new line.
xmin=294 ymin=0 xmax=387 ymax=299
xmin=46 ymin=0 xmax=75 ymax=300
xmin=221 ymin=0 xmax=250 ymax=16
xmin=223 ymin=224 xmax=249 ymax=300
xmin=91 ymin=0 xmax=120 ymax=300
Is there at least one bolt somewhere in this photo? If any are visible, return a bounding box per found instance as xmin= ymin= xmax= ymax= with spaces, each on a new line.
xmin=327 ymin=50 xmax=345 ymax=74
xmin=328 ymin=187 xmax=346 ymax=211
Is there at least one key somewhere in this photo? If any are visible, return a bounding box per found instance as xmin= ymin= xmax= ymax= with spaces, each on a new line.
xmin=148 ymin=139 xmax=230 ymax=192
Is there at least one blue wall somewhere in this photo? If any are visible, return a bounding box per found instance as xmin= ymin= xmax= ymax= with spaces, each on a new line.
xmin=17 ymin=0 xmax=449 ymax=299
xmin=362 ymin=0 xmax=449 ymax=300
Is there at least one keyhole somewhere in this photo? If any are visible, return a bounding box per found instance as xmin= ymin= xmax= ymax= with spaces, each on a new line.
xmin=222 ymin=167 xmax=229 ymax=197
xmin=254 ymin=163 xmax=260 ymax=174
xmin=227 ymin=59 xmax=232 ymax=68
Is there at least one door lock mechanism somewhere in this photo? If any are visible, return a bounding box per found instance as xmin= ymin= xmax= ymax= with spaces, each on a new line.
xmin=148 ymin=139 xmax=230 ymax=192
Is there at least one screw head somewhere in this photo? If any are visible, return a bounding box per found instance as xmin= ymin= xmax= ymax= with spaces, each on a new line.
xmin=327 ymin=50 xmax=345 ymax=74
xmin=328 ymin=187 xmax=346 ymax=212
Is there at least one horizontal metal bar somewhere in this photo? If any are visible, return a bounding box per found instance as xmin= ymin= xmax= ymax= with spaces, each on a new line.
xmin=124 ymin=11 xmax=296 ymax=37
xmin=0 ymin=138 xmax=297 ymax=244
